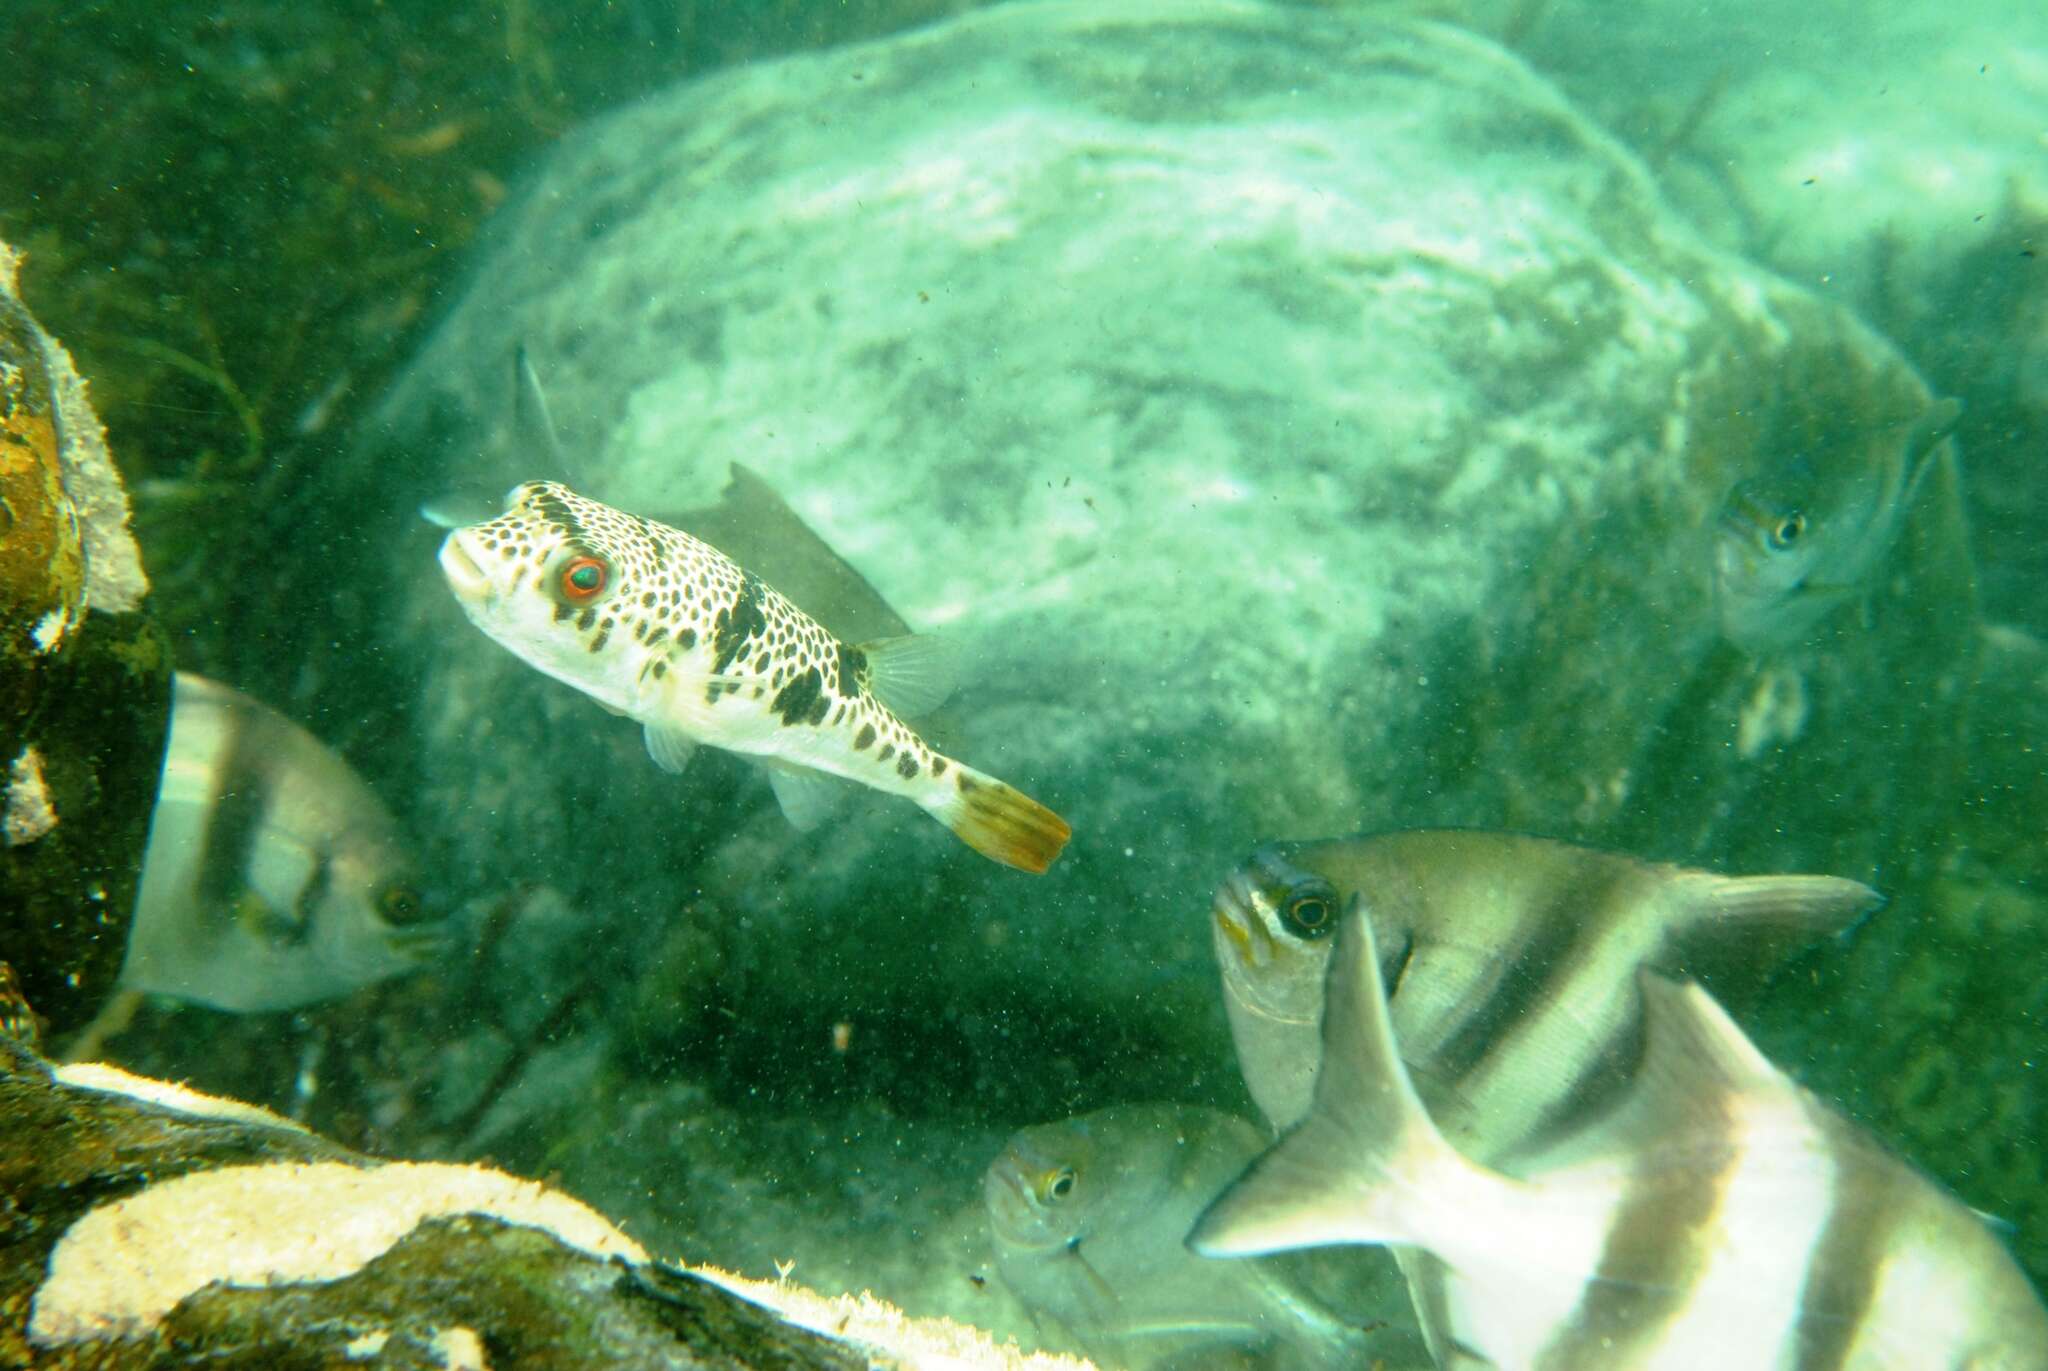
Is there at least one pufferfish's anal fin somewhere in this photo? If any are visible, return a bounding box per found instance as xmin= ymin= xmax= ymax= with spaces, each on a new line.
xmin=644 ymin=721 xmax=698 ymax=775
xmin=765 ymin=761 xmax=851 ymax=832
xmin=858 ymin=634 xmax=961 ymax=719
xmin=934 ymin=765 xmax=1071 ymax=874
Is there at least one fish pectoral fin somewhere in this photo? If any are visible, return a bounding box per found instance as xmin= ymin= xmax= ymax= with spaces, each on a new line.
xmin=763 ymin=762 xmax=852 ymax=832
xmin=643 ymin=721 xmax=699 ymax=775
xmin=857 ymin=634 xmax=962 ymax=719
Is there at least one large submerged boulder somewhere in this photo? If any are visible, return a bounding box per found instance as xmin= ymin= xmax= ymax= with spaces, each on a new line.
xmin=327 ymin=0 xmax=1995 ymax=1290
xmin=356 ymin=0 xmax=1975 ymax=1033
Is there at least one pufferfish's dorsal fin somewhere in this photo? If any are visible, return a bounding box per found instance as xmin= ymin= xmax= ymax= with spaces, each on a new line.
xmin=859 ymin=634 xmax=961 ymax=719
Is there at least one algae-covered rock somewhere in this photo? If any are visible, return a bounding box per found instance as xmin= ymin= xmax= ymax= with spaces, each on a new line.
xmin=351 ymin=0 xmax=1972 ymax=1027
xmin=0 ymin=241 xmax=169 ymax=1037
xmin=0 ymin=1029 xmax=894 ymax=1370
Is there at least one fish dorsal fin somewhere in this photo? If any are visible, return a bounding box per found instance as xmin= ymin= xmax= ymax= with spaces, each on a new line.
xmin=1663 ymin=871 xmax=1880 ymax=994
xmin=1904 ymin=395 xmax=1963 ymax=475
xmin=1670 ymin=870 xmax=1881 ymax=943
xmin=417 ymin=344 xmax=576 ymax=530
xmin=513 ymin=343 xmax=573 ymax=478
xmin=643 ymin=721 xmax=698 ymax=776
xmin=1628 ymin=972 xmax=1791 ymax=1132
xmin=1895 ymin=394 xmax=1963 ymax=517
xmin=858 ymin=634 xmax=961 ymax=719
xmin=1191 ymin=898 xmax=1461 ymax=1258
xmin=763 ymin=761 xmax=851 ymax=832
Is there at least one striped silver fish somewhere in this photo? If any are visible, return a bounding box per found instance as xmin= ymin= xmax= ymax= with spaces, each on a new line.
xmin=118 ymin=673 xmax=442 ymax=1012
xmin=438 ymin=481 xmax=1070 ymax=873
xmin=1210 ymin=832 xmax=1879 ymax=1156
xmin=985 ymin=1103 xmax=1386 ymax=1371
xmin=1714 ymin=396 xmax=1960 ymax=653
xmin=1192 ymin=899 xmax=2048 ymax=1370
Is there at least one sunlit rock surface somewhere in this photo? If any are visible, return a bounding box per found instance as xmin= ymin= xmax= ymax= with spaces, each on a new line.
xmin=329 ymin=0 xmax=1998 ymax=1319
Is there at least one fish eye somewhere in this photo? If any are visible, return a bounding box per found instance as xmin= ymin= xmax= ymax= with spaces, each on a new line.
xmin=556 ymin=554 xmax=610 ymax=604
xmin=377 ymin=883 xmax=428 ymax=925
xmin=1281 ymin=879 xmax=1340 ymax=940
xmin=1768 ymin=512 xmax=1807 ymax=550
xmin=1045 ymin=1167 xmax=1076 ymax=1202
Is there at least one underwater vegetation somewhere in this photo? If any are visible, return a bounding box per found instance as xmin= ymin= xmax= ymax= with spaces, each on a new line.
xmin=0 ymin=0 xmax=981 ymax=688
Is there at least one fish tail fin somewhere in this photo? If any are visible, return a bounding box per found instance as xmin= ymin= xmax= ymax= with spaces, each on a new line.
xmin=1680 ymin=872 xmax=1883 ymax=939
xmin=1190 ymin=896 xmax=1490 ymax=1258
xmin=930 ymin=765 xmax=1070 ymax=873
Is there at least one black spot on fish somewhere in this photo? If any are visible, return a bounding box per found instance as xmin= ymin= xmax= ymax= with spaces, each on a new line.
xmin=552 ymin=601 xmax=574 ymax=624
xmin=771 ymin=668 xmax=822 ymax=725
xmin=589 ymin=620 xmax=613 ymax=653
xmin=711 ymin=572 xmax=767 ymax=674
xmin=677 ymin=627 xmax=696 ymax=650
xmin=854 ymin=723 xmax=877 ymax=751
xmin=930 ymin=758 xmax=947 ymax=777
xmin=532 ymin=487 xmax=589 ymax=544
xmin=576 ymin=606 xmax=598 ymax=632
xmin=957 ymin=773 xmax=978 ymax=793
xmin=896 ymin=753 xmax=918 ymax=780
xmin=836 ymin=642 xmax=868 ymax=697
xmin=652 ymin=660 xmax=668 ymax=680
xmin=877 ymin=742 xmax=896 ymax=763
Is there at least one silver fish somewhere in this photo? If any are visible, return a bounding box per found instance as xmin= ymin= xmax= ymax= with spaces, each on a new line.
xmin=1714 ymin=396 xmax=1960 ymax=653
xmin=1210 ymin=831 xmax=1878 ymax=1157
xmin=1193 ymin=899 xmax=2048 ymax=1370
xmin=118 ymin=673 xmax=442 ymax=1012
xmin=438 ymin=482 xmax=1070 ymax=872
xmin=986 ymin=1103 xmax=1380 ymax=1370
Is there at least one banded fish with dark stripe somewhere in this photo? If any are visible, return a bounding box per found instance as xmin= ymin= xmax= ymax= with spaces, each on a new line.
xmin=438 ymin=481 xmax=1070 ymax=873
xmin=1209 ymin=831 xmax=1879 ymax=1157
xmin=1192 ymin=899 xmax=2048 ymax=1370
xmin=115 ymin=673 xmax=443 ymax=1013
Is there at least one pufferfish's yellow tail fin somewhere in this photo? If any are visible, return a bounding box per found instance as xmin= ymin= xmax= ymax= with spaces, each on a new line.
xmin=934 ymin=766 xmax=1071 ymax=874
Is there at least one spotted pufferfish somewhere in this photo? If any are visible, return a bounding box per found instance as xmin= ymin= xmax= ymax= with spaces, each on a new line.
xmin=438 ymin=481 xmax=1071 ymax=873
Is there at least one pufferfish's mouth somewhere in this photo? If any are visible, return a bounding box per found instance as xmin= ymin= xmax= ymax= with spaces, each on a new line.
xmin=437 ymin=532 xmax=492 ymax=603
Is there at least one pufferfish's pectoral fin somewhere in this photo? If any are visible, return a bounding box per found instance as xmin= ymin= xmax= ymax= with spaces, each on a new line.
xmin=764 ymin=761 xmax=852 ymax=832
xmin=859 ymin=633 xmax=962 ymax=719
xmin=643 ymin=721 xmax=699 ymax=775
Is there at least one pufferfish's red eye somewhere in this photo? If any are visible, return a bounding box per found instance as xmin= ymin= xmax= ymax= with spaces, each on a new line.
xmin=559 ymin=555 xmax=608 ymax=603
